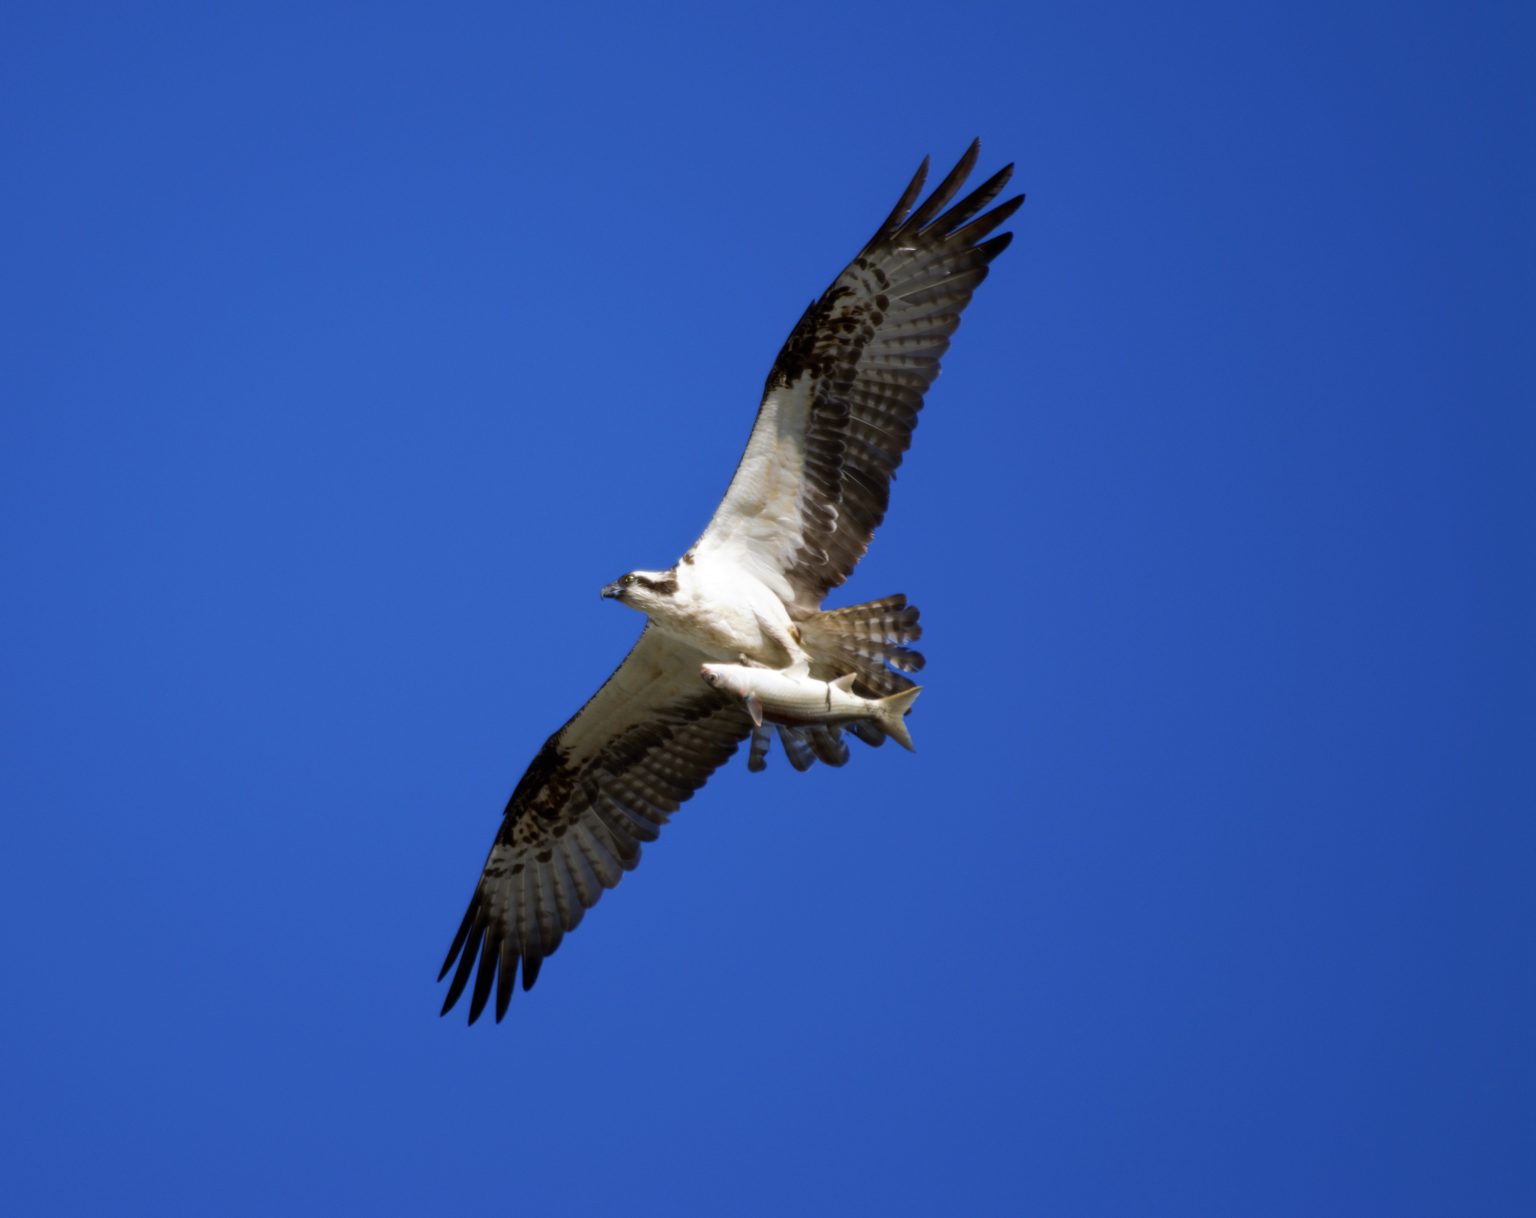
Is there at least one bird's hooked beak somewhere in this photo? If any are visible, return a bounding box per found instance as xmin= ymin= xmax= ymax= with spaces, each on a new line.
xmin=600 ymin=582 xmax=624 ymax=601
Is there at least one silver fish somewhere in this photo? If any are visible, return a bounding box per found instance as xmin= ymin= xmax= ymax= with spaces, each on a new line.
xmin=700 ymin=662 xmax=921 ymax=751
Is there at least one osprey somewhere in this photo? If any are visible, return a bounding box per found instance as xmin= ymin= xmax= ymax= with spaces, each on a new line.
xmin=440 ymin=141 xmax=1023 ymax=1022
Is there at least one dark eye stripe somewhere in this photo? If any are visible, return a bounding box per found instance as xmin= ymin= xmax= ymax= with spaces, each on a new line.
xmin=620 ymin=572 xmax=678 ymax=596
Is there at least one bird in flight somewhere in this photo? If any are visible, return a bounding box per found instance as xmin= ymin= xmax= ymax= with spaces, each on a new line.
xmin=440 ymin=141 xmax=1023 ymax=1022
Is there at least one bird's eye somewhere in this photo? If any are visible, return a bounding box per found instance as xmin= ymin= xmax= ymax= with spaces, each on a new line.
xmin=622 ymin=574 xmax=636 ymax=587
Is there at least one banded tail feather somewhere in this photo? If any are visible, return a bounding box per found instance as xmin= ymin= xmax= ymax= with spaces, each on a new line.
xmin=800 ymin=594 xmax=925 ymax=698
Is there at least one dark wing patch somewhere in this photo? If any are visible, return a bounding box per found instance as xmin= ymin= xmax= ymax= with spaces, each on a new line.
xmin=695 ymin=140 xmax=1022 ymax=613
xmin=439 ymin=636 xmax=754 ymax=1024
xmin=772 ymin=141 xmax=1022 ymax=608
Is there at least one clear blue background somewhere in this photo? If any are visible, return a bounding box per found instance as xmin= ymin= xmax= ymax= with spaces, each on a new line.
xmin=3 ymin=2 xmax=1532 ymax=1214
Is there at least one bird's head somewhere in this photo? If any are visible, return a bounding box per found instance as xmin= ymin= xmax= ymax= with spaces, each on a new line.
xmin=600 ymin=568 xmax=678 ymax=612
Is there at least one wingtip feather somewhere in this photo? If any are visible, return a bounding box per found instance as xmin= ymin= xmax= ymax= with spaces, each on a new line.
xmin=870 ymin=154 xmax=931 ymax=244
xmin=904 ymin=142 xmax=982 ymax=234
xmin=495 ymin=942 xmax=518 ymax=1021
xmin=522 ymin=952 xmax=545 ymax=991
xmin=467 ymin=932 xmax=498 ymax=1024
xmin=437 ymin=899 xmax=477 ymax=981
xmin=440 ymin=919 xmax=484 ymax=1017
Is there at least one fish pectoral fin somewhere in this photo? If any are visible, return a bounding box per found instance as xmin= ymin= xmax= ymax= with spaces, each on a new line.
xmin=745 ymin=694 xmax=764 ymax=727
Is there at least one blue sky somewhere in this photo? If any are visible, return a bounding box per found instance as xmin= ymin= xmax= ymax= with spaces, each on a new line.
xmin=2 ymin=1 xmax=1532 ymax=1214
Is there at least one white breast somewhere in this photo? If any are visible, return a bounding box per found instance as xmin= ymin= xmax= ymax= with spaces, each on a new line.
xmin=650 ymin=552 xmax=802 ymax=666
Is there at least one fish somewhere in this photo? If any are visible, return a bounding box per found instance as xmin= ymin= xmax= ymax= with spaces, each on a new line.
xmin=699 ymin=662 xmax=922 ymax=752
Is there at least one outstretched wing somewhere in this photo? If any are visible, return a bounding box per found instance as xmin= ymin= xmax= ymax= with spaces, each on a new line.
xmin=693 ymin=140 xmax=1023 ymax=615
xmin=438 ymin=627 xmax=753 ymax=1023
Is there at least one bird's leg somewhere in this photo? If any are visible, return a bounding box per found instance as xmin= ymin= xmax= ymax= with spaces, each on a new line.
xmin=752 ymin=612 xmax=811 ymax=675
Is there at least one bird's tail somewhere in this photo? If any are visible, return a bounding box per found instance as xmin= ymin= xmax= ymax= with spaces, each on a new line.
xmin=745 ymin=595 xmax=925 ymax=774
xmin=798 ymin=594 xmax=924 ymax=697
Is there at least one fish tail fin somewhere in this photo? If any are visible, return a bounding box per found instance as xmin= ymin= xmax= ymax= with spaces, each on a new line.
xmin=875 ymin=685 xmax=922 ymax=752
